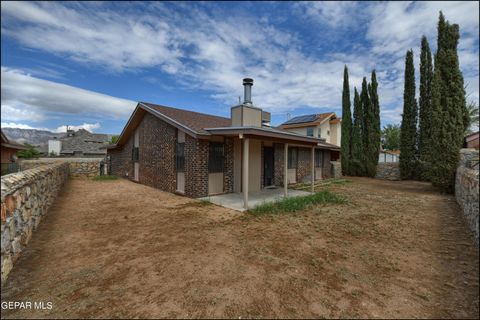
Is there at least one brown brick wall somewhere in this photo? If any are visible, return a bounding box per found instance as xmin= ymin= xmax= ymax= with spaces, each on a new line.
xmin=223 ymin=138 xmax=234 ymax=194
xmin=184 ymin=136 xmax=209 ymax=198
xmin=272 ymin=143 xmax=333 ymax=185
xmin=274 ymin=143 xmax=285 ymax=186
xmin=109 ymin=136 xmax=133 ymax=178
xmin=297 ymin=147 xmax=313 ymax=183
xmin=322 ymin=150 xmax=332 ymax=178
xmin=138 ymin=113 xmax=176 ymax=193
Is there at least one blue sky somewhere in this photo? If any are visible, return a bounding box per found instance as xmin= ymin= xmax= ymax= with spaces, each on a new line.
xmin=1 ymin=1 xmax=479 ymax=134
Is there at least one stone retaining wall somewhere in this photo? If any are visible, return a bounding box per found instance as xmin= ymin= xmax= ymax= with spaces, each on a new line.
xmin=455 ymin=149 xmax=479 ymax=245
xmin=1 ymin=162 xmax=70 ymax=282
xmin=20 ymin=158 xmax=102 ymax=178
xmin=375 ymin=162 xmax=400 ymax=180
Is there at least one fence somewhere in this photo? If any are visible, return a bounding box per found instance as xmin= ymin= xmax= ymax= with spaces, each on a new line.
xmin=1 ymin=163 xmax=20 ymax=176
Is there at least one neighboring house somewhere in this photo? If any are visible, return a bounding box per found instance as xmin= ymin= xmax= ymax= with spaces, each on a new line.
xmin=464 ymin=131 xmax=479 ymax=150
xmin=278 ymin=112 xmax=342 ymax=146
xmin=378 ymin=149 xmax=400 ymax=163
xmin=1 ymin=129 xmax=28 ymax=175
xmin=108 ymin=78 xmax=340 ymax=208
xmin=47 ymin=129 xmax=110 ymax=157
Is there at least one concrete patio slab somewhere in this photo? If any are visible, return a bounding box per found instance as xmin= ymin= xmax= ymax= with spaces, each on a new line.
xmin=200 ymin=187 xmax=311 ymax=211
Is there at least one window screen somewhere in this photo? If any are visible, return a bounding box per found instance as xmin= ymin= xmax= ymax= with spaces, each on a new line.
xmin=176 ymin=143 xmax=185 ymax=172
xmin=209 ymin=142 xmax=224 ymax=173
xmin=315 ymin=149 xmax=323 ymax=167
xmin=306 ymin=127 xmax=314 ymax=137
xmin=132 ymin=147 xmax=139 ymax=161
xmin=288 ymin=147 xmax=298 ymax=169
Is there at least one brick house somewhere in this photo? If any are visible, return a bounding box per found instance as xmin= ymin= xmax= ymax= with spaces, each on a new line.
xmin=108 ymin=78 xmax=340 ymax=209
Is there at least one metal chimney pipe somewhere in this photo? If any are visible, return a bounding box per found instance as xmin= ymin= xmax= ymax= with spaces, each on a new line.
xmin=243 ymin=78 xmax=253 ymax=104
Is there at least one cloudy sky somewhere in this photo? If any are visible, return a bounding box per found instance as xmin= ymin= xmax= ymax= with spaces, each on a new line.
xmin=1 ymin=1 xmax=479 ymax=134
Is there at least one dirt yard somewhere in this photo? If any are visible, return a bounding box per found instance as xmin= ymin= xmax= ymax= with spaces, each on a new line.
xmin=1 ymin=177 xmax=478 ymax=319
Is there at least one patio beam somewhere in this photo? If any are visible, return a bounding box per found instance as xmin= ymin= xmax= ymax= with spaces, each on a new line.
xmin=311 ymin=147 xmax=315 ymax=193
xmin=243 ymin=138 xmax=249 ymax=209
xmin=284 ymin=143 xmax=288 ymax=197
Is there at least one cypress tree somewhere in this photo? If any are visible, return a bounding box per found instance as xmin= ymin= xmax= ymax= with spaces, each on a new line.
xmin=400 ymin=49 xmax=418 ymax=180
xmin=361 ymin=77 xmax=375 ymax=177
xmin=369 ymin=70 xmax=381 ymax=176
xmin=351 ymin=88 xmax=364 ymax=176
xmin=341 ymin=65 xmax=352 ymax=176
xmin=430 ymin=12 xmax=466 ymax=192
xmin=418 ymin=36 xmax=433 ymax=180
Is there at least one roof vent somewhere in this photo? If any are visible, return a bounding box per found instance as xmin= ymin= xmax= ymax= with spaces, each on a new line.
xmin=243 ymin=78 xmax=253 ymax=104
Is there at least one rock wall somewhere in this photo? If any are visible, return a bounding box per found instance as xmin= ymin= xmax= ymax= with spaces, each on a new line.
xmin=455 ymin=149 xmax=479 ymax=245
xmin=1 ymin=162 xmax=69 ymax=282
xmin=20 ymin=158 xmax=102 ymax=178
xmin=331 ymin=161 xmax=342 ymax=179
xmin=375 ymin=162 xmax=400 ymax=180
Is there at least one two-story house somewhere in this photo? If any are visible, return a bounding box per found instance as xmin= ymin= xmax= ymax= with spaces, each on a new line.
xmin=278 ymin=113 xmax=342 ymax=146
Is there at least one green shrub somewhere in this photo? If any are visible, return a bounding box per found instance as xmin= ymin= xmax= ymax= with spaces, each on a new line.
xmin=18 ymin=144 xmax=40 ymax=159
xmin=249 ymin=190 xmax=346 ymax=215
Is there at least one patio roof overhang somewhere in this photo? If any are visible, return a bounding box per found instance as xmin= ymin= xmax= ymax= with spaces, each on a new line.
xmin=204 ymin=126 xmax=340 ymax=150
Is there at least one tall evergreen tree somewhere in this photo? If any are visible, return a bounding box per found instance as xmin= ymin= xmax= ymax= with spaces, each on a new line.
xmin=351 ymin=88 xmax=364 ymax=176
xmin=341 ymin=65 xmax=353 ymax=176
xmin=400 ymin=49 xmax=418 ymax=179
xmin=430 ymin=12 xmax=467 ymax=192
xmin=360 ymin=77 xmax=376 ymax=177
xmin=368 ymin=70 xmax=381 ymax=176
xmin=418 ymin=36 xmax=434 ymax=180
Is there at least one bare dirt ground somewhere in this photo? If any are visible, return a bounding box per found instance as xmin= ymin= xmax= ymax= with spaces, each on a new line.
xmin=1 ymin=177 xmax=478 ymax=319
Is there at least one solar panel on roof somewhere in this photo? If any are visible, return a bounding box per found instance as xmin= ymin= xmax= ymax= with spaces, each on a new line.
xmin=282 ymin=114 xmax=317 ymax=125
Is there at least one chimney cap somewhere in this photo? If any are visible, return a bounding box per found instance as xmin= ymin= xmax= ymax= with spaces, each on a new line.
xmin=243 ymin=78 xmax=254 ymax=85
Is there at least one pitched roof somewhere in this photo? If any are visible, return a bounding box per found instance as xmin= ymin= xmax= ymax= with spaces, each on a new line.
xmin=59 ymin=129 xmax=109 ymax=154
xmin=279 ymin=112 xmax=336 ymax=127
xmin=1 ymin=129 xmax=29 ymax=150
xmin=112 ymin=102 xmax=339 ymax=151
xmin=141 ymin=102 xmax=230 ymax=135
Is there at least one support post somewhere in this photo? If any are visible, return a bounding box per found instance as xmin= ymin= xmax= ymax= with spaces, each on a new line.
xmin=311 ymin=146 xmax=315 ymax=193
xmin=243 ymin=138 xmax=249 ymax=209
xmin=284 ymin=143 xmax=288 ymax=197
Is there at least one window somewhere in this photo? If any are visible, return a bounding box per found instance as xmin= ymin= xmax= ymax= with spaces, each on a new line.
xmin=315 ymin=149 xmax=323 ymax=167
xmin=327 ymin=130 xmax=330 ymax=136
xmin=318 ymin=128 xmax=322 ymax=138
xmin=208 ymin=142 xmax=224 ymax=173
xmin=306 ymin=127 xmax=314 ymax=137
xmin=288 ymin=147 xmax=298 ymax=169
xmin=176 ymin=143 xmax=185 ymax=172
xmin=132 ymin=147 xmax=139 ymax=161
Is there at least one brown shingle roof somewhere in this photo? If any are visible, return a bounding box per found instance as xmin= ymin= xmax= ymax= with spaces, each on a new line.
xmin=141 ymin=102 xmax=230 ymax=135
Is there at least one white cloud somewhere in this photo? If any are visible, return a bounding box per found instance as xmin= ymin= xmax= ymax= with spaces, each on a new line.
xmin=1 ymin=1 xmax=478 ymax=126
xmin=294 ymin=1 xmax=360 ymax=28
xmin=52 ymin=123 xmax=101 ymax=133
xmin=1 ymin=121 xmax=101 ymax=133
xmin=1 ymin=67 xmax=137 ymax=122
xmin=1 ymin=122 xmax=49 ymax=131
